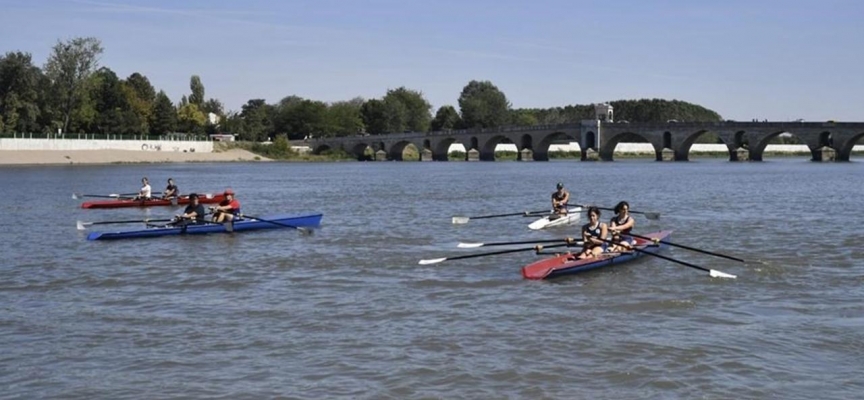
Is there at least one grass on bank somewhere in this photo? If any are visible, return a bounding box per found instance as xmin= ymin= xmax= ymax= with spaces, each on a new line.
xmin=217 ymin=136 xmax=355 ymax=161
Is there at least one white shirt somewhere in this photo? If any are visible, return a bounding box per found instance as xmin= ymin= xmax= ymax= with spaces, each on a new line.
xmin=140 ymin=184 xmax=152 ymax=198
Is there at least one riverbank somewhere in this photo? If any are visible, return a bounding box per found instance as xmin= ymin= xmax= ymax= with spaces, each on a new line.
xmin=0 ymin=148 xmax=269 ymax=165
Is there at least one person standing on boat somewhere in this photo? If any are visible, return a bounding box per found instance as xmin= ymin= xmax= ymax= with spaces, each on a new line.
xmin=550 ymin=182 xmax=570 ymax=220
xmin=133 ymin=177 xmax=152 ymax=201
xmin=173 ymin=193 xmax=207 ymax=225
xmin=162 ymin=178 xmax=178 ymax=200
xmin=210 ymin=189 xmax=241 ymax=223
xmin=575 ymin=206 xmax=608 ymax=259
xmin=608 ymin=201 xmax=636 ymax=252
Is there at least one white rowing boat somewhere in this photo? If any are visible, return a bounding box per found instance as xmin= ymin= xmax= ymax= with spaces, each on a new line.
xmin=527 ymin=207 xmax=582 ymax=230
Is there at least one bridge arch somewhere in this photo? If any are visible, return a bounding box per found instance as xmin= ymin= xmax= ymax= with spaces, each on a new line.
xmin=351 ymin=143 xmax=373 ymax=161
xmin=677 ymin=130 xmax=730 ymax=161
xmin=751 ymin=131 xmax=819 ymax=161
xmin=536 ymin=131 xmax=578 ymax=161
xmin=312 ymin=144 xmax=332 ymax=155
xmin=388 ymin=140 xmax=418 ymax=161
xmin=600 ymin=131 xmax=661 ymax=161
xmin=479 ymin=135 xmax=517 ymax=161
xmin=837 ymin=131 xmax=864 ymax=161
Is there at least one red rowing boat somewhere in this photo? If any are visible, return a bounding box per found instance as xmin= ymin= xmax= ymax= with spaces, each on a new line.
xmin=81 ymin=194 xmax=226 ymax=209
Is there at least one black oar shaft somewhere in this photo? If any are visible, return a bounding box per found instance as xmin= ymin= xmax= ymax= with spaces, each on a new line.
xmin=468 ymin=209 xmax=551 ymax=220
xmin=483 ymin=238 xmax=576 ymax=247
xmin=629 ymin=233 xmax=745 ymax=263
xmin=593 ymin=236 xmax=712 ymax=274
xmin=241 ymin=214 xmax=309 ymax=233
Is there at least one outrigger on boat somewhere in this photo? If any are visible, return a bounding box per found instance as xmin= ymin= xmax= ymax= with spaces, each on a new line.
xmin=81 ymin=193 xmax=225 ymax=209
xmin=521 ymin=230 xmax=673 ymax=279
xmin=86 ymin=213 xmax=323 ymax=240
xmin=527 ymin=206 xmax=582 ymax=230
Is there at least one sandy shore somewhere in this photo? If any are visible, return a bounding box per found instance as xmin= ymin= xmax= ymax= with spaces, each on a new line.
xmin=0 ymin=149 xmax=271 ymax=165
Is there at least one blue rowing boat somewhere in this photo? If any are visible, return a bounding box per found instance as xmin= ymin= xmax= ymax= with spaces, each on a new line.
xmin=521 ymin=230 xmax=672 ymax=279
xmin=86 ymin=213 xmax=323 ymax=241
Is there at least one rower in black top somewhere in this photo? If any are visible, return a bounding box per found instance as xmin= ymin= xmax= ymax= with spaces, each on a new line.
xmin=550 ymin=182 xmax=570 ymax=220
xmin=163 ymin=178 xmax=179 ymax=200
xmin=173 ymin=193 xmax=207 ymax=225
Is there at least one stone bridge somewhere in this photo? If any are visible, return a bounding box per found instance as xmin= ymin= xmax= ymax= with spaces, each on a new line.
xmin=301 ymin=121 xmax=864 ymax=162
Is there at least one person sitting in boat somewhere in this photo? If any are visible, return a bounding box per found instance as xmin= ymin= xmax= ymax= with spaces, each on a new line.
xmin=608 ymin=201 xmax=636 ymax=252
xmin=172 ymin=193 xmax=207 ymax=225
xmin=162 ymin=178 xmax=178 ymax=200
xmin=550 ymin=182 xmax=570 ymax=220
xmin=210 ymin=189 xmax=241 ymax=223
xmin=575 ymin=206 xmax=608 ymax=259
xmin=133 ymin=177 xmax=152 ymax=201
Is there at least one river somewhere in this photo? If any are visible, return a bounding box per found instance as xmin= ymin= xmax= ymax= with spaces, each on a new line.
xmin=1 ymin=158 xmax=862 ymax=399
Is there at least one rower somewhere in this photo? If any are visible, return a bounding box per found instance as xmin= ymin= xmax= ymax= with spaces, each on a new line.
xmin=210 ymin=189 xmax=241 ymax=223
xmin=133 ymin=177 xmax=152 ymax=201
xmin=173 ymin=193 xmax=207 ymax=225
xmin=550 ymin=182 xmax=570 ymax=220
xmin=162 ymin=178 xmax=179 ymax=200
xmin=608 ymin=201 xmax=636 ymax=252
xmin=575 ymin=206 xmax=608 ymax=259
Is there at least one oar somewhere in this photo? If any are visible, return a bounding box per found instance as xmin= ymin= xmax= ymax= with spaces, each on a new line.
xmin=77 ymin=218 xmax=174 ymax=230
xmin=457 ymin=237 xmax=581 ymax=248
xmin=240 ymin=214 xmax=313 ymax=234
xmin=419 ymin=243 xmax=573 ymax=265
xmin=73 ymin=193 xmax=133 ymax=200
xmin=594 ymin=236 xmax=736 ymax=279
xmin=576 ymin=204 xmax=660 ymax=220
xmin=452 ymin=209 xmax=553 ymax=224
xmin=628 ymin=233 xmax=745 ymax=263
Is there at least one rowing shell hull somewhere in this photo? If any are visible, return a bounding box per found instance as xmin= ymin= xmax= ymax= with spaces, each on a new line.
xmin=81 ymin=194 xmax=226 ymax=209
xmin=521 ymin=230 xmax=673 ymax=279
xmin=528 ymin=207 xmax=582 ymax=230
xmin=86 ymin=213 xmax=323 ymax=241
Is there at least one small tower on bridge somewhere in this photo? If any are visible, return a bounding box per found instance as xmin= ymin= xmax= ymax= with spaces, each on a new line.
xmin=594 ymin=103 xmax=613 ymax=122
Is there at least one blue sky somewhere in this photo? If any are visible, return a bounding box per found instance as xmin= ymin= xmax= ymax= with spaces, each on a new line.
xmin=1 ymin=0 xmax=861 ymax=121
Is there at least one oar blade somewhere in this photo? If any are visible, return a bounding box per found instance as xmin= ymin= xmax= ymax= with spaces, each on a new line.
xmin=418 ymin=257 xmax=447 ymax=265
xmin=451 ymin=217 xmax=470 ymax=224
xmin=644 ymin=212 xmax=661 ymax=220
xmin=72 ymin=193 xmax=80 ymax=199
xmin=457 ymin=242 xmax=483 ymax=248
xmin=76 ymin=220 xmax=89 ymax=230
xmin=709 ymin=269 xmax=737 ymax=279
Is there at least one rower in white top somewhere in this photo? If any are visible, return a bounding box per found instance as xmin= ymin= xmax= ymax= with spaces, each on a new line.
xmin=133 ymin=177 xmax=152 ymax=201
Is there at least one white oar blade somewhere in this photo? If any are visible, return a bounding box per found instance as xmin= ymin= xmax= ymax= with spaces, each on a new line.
xmin=457 ymin=242 xmax=483 ymax=248
xmin=709 ymin=269 xmax=737 ymax=279
xmin=451 ymin=217 xmax=469 ymax=224
xmin=76 ymin=221 xmax=88 ymax=230
xmin=72 ymin=193 xmax=80 ymax=199
xmin=108 ymin=193 xmax=120 ymax=197
xmin=418 ymin=258 xmax=447 ymax=265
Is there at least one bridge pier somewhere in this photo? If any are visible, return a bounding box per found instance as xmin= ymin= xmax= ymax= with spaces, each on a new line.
xmin=661 ymin=148 xmax=675 ymax=161
xmin=520 ymin=148 xmax=533 ymax=161
xmin=375 ymin=149 xmax=387 ymax=161
xmin=581 ymin=149 xmax=599 ymax=161
xmin=467 ymin=148 xmax=480 ymax=161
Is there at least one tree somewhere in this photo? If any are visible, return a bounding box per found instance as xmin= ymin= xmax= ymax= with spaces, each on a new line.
xmin=510 ymin=109 xmax=538 ymax=126
xmin=276 ymin=99 xmax=329 ymax=140
xmin=90 ymin=67 xmax=141 ymax=134
xmin=149 ymin=91 xmax=176 ymax=135
xmin=326 ymin=98 xmax=364 ymax=137
xmin=124 ymin=72 xmax=155 ymax=104
xmin=239 ymin=99 xmax=274 ymax=141
xmin=189 ymin=75 xmax=205 ymax=106
xmin=382 ymin=87 xmax=431 ymax=132
xmin=177 ymin=103 xmax=206 ymax=134
xmin=360 ymin=99 xmax=388 ymax=134
xmin=0 ymin=51 xmax=44 ymax=133
xmin=458 ymin=80 xmax=511 ymax=129
xmin=430 ymin=105 xmax=461 ymax=131
xmin=121 ymin=73 xmax=155 ymax=134
xmin=43 ymin=37 xmax=104 ymax=133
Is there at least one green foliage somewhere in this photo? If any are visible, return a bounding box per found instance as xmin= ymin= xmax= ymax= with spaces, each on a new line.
xmin=275 ymin=99 xmax=329 ymax=140
xmin=458 ymin=80 xmax=511 ymax=128
xmin=239 ymin=99 xmax=274 ymax=142
xmin=510 ymin=109 xmax=538 ymax=126
xmin=150 ymin=91 xmax=176 ymax=135
xmin=326 ymin=98 xmax=364 ymax=137
xmin=360 ymin=99 xmax=388 ymax=134
xmin=43 ymin=37 xmax=103 ymax=133
xmin=189 ymin=75 xmax=205 ymax=106
xmin=89 ymin=67 xmax=146 ymax=135
xmin=177 ymin=103 xmax=207 ymax=134
xmin=0 ymin=51 xmax=44 ymax=133
xmin=431 ymin=105 xmax=461 ymax=131
xmin=382 ymin=87 xmax=431 ymax=132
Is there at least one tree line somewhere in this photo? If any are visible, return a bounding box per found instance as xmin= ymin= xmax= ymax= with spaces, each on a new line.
xmin=0 ymin=37 xmax=723 ymax=142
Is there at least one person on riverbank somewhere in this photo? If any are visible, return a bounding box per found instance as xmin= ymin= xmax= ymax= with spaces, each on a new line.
xmin=575 ymin=207 xmax=608 ymax=259
xmin=134 ymin=177 xmax=151 ymax=201
xmin=550 ymin=182 xmax=570 ymax=220
xmin=162 ymin=178 xmax=178 ymax=199
xmin=608 ymin=201 xmax=636 ymax=252
xmin=210 ymin=189 xmax=241 ymax=223
xmin=172 ymin=193 xmax=206 ymax=225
